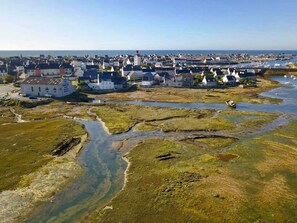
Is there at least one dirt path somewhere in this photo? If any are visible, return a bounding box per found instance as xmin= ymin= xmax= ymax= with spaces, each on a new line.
xmin=9 ymin=108 xmax=27 ymax=123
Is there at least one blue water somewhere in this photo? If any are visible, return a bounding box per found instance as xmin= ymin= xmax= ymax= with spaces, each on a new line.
xmin=1 ymin=50 xmax=297 ymax=57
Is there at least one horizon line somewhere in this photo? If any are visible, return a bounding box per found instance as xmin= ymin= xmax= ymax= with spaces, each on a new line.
xmin=0 ymin=49 xmax=297 ymax=52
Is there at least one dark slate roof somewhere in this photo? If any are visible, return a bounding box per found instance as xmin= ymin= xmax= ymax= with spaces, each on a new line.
xmin=22 ymin=77 xmax=64 ymax=85
xmin=226 ymin=75 xmax=236 ymax=81
xmin=142 ymin=68 xmax=155 ymax=73
xmin=60 ymin=63 xmax=73 ymax=69
xmin=176 ymin=69 xmax=191 ymax=74
xmin=78 ymin=76 xmax=91 ymax=82
xmin=123 ymin=65 xmax=133 ymax=71
xmin=113 ymin=76 xmax=126 ymax=85
xmin=99 ymin=72 xmax=120 ymax=81
xmin=25 ymin=64 xmax=36 ymax=70
xmin=155 ymin=72 xmax=171 ymax=79
xmin=239 ymin=72 xmax=255 ymax=78
xmin=190 ymin=67 xmax=204 ymax=73
xmin=214 ymin=69 xmax=224 ymax=75
xmin=36 ymin=63 xmax=59 ymax=70
xmin=83 ymin=70 xmax=98 ymax=80
xmin=155 ymin=67 xmax=175 ymax=71
xmin=205 ymin=77 xmax=216 ymax=82
xmin=143 ymin=72 xmax=154 ymax=79
xmin=133 ymin=66 xmax=142 ymax=71
xmin=86 ymin=65 xmax=99 ymax=70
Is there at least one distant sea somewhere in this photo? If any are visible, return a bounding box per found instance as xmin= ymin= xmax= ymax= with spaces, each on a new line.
xmin=0 ymin=50 xmax=297 ymax=57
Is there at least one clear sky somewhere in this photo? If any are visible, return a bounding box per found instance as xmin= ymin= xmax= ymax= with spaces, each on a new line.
xmin=0 ymin=0 xmax=296 ymax=50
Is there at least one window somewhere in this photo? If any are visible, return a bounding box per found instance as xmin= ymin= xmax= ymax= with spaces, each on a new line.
xmin=38 ymin=87 xmax=41 ymax=92
xmin=31 ymin=86 xmax=34 ymax=92
xmin=53 ymin=88 xmax=57 ymax=93
xmin=45 ymin=87 xmax=49 ymax=92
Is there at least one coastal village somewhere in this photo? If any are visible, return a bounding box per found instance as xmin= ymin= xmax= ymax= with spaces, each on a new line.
xmin=0 ymin=51 xmax=295 ymax=99
xmin=2 ymin=0 xmax=297 ymax=222
xmin=1 ymin=51 xmax=297 ymax=223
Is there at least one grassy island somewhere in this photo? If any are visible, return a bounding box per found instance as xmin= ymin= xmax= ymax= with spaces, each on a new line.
xmin=88 ymin=118 xmax=297 ymax=223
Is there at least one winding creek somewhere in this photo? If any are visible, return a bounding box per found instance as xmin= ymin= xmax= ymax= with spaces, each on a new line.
xmin=25 ymin=76 xmax=297 ymax=222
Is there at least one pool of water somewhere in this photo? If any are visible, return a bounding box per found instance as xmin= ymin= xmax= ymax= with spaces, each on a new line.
xmin=25 ymin=76 xmax=297 ymax=222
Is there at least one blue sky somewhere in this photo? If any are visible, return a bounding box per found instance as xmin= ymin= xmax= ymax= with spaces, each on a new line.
xmin=0 ymin=0 xmax=296 ymax=50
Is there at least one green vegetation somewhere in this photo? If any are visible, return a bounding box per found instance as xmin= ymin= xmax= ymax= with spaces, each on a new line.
xmin=217 ymin=110 xmax=279 ymax=133
xmin=91 ymin=104 xmax=212 ymax=134
xmin=0 ymin=118 xmax=85 ymax=192
xmin=0 ymin=107 xmax=15 ymax=124
xmin=92 ymin=104 xmax=278 ymax=134
xmin=3 ymin=74 xmax=14 ymax=83
xmin=264 ymin=68 xmax=297 ymax=76
xmin=88 ymin=119 xmax=297 ymax=223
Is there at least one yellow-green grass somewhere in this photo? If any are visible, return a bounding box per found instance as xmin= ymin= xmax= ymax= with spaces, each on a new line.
xmin=135 ymin=110 xmax=278 ymax=133
xmin=0 ymin=107 xmax=15 ymax=124
xmin=264 ymin=68 xmax=297 ymax=76
xmin=88 ymin=119 xmax=297 ymax=223
xmin=0 ymin=118 xmax=85 ymax=192
xmin=91 ymin=104 xmax=212 ymax=134
xmin=96 ymin=78 xmax=281 ymax=104
xmin=217 ymin=110 xmax=279 ymax=133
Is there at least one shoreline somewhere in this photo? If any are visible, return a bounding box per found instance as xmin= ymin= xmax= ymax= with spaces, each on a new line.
xmin=121 ymin=155 xmax=131 ymax=191
xmin=0 ymin=133 xmax=88 ymax=223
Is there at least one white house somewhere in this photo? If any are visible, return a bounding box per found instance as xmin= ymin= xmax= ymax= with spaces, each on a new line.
xmin=21 ymin=77 xmax=75 ymax=97
xmin=222 ymin=75 xmax=237 ymax=85
xmin=202 ymin=76 xmax=217 ymax=87
xmin=232 ymin=71 xmax=257 ymax=83
xmin=141 ymin=72 xmax=154 ymax=87
xmin=88 ymin=74 xmax=115 ymax=90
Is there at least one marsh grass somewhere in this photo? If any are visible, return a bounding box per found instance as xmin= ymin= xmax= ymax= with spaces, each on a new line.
xmin=0 ymin=118 xmax=85 ymax=192
xmin=88 ymin=119 xmax=297 ymax=223
xmin=91 ymin=104 xmax=212 ymax=134
xmin=0 ymin=107 xmax=15 ymax=124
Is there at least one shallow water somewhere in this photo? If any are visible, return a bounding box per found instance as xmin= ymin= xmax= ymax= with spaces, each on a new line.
xmin=25 ymin=76 xmax=297 ymax=222
xmin=24 ymin=121 xmax=126 ymax=222
xmin=119 ymin=76 xmax=297 ymax=114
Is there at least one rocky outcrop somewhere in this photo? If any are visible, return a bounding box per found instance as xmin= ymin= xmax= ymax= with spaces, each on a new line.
xmin=52 ymin=137 xmax=81 ymax=156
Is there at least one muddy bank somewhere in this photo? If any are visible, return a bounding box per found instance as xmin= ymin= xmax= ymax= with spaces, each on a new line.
xmin=0 ymin=134 xmax=88 ymax=223
xmin=52 ymin=137 xmax=81 ymax=156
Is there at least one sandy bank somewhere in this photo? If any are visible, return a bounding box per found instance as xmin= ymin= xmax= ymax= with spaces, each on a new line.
xmin=0 ymin=134 xmax=88 ymax=223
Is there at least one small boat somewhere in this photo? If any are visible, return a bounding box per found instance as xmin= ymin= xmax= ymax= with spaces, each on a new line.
xmin=225 ymin=100 xmax=236 ymax=108
xmin=284 ymin=75 xmax=288 ymax=78
xmin=291 ymin=75 xmax=295 ymax=79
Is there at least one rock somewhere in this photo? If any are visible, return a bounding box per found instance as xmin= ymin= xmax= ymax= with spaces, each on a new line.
xmin=51 ymin=137 xmax=81 ymax=156
xmin=213 ymin=193 xmax=220 ymax=198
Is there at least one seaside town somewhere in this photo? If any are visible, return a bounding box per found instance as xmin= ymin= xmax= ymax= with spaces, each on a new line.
xmin=0 ymin=51 xmax=295 ymax=100
xmin=2 ymin=1 xmax=297 ymax=223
